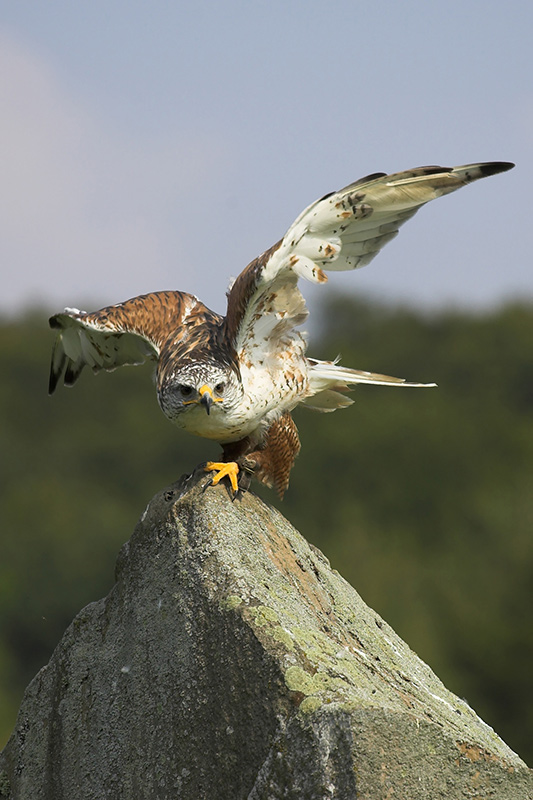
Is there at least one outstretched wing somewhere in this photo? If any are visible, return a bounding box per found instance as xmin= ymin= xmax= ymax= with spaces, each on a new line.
xmin=48 ymin=290 xmax=202 ymax=393
xmin=225 ymin=162 xmax=514 ymax=358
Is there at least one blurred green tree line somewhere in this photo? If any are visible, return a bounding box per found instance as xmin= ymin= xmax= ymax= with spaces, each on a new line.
xmin=1 ymin=296 xmax=532 ymax=764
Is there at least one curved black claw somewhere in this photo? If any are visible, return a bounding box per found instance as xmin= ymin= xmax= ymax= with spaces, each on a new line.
xmin=202 ymin=473 xmax=214 ymax=493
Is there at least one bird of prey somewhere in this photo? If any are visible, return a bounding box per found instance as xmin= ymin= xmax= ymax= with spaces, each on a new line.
xmin=49 ymin=161 xmax=514 ymax=496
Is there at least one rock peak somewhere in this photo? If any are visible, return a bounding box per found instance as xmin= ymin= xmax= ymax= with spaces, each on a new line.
xmin=1 ymin=470 xmax=531 ymax=799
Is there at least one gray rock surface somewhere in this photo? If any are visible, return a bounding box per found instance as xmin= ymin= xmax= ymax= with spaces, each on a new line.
xmin=1 ymin=469 xmax=531 ymax=799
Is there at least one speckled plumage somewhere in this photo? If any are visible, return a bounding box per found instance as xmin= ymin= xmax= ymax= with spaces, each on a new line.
xmin=49 ymin=161 xmax=514 ymax=496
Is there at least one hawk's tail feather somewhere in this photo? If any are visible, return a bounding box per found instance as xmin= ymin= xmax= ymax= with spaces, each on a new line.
xmin=300 ymin=388 xmax=355 ymax=412
xmin=307 ymin=358 xmax=436 ymax=391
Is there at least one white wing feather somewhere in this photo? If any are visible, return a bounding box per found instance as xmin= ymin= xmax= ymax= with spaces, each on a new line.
xmin=269 ymin=162 xmax=514 ymax=280
xmin=229 ymin=162 xmax=514 ymax=360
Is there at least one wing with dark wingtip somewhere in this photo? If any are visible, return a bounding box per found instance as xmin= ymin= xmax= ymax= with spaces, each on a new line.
xmin=224 ymin=162 xmax=514 ymax=361
xmin=48 ymin=290 xmax=205 ymax=393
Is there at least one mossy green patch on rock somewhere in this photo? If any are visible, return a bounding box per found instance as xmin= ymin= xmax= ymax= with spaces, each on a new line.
xmin=284 ymin=666 xmax=317 ymax=696
xmin=271 ymin=627 xmax=295 ymax=651
xmin=249 ymin=605 xmax=280 ymax=626
xmin=219 ymin=594 xmax=243 ymax=612
xmin=299 ymin=696 xmax=323 ymax=714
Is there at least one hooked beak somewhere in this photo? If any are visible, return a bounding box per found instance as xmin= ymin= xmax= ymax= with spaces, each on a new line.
xmin=199 ymin=384 xmax=214 ymax=415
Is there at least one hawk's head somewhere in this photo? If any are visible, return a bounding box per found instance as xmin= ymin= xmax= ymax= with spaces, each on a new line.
xmin=157 ymin=361 xmax=243 ymax=423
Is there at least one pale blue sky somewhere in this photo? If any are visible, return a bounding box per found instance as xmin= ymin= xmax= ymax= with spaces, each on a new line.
xmin=0 ymin=2 xmax=530 ymax=317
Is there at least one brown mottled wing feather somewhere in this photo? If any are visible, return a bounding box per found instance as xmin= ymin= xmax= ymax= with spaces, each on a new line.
xmin=225 ymin=162 xmax=514 ymax=359
xmin=224 ymin=240 xmax=283 ymax=346
xmin=48 ymin=290 xmax=210 ymax=393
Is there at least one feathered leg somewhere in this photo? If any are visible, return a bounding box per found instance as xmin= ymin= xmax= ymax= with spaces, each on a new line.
xmin=240 ymin=413 xmax=301 ymax=498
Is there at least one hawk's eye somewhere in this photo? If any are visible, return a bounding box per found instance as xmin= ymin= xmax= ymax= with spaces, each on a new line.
xmin=180 ymin=385 xmax=193 ymax=397
xmin=215 ymin=382 xmax=225 ymax=394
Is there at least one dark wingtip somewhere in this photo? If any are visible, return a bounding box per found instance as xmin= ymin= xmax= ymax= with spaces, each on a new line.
xmin=48 ymin=336 xmax=66 ymax=394
xmin=48 ymin=352 xmax=64 ymax=395
xmin=48 ymin=369 xmax=59 ymax=396
xmin=49 ymin=314 xmax=63 ymax=330
xmin=480 ymin=161 xmax=515 ymax=176
xmin=64 ymin=360 xmax=85 ymax=387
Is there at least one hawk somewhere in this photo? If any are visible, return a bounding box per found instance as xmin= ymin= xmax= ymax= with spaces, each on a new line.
xmin=49 ymin=161 xmax=514 ymax=496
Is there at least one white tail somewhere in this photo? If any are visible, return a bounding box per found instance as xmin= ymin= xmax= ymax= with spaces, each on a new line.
xmin=301 ymin=358 xmax=436 ymax=412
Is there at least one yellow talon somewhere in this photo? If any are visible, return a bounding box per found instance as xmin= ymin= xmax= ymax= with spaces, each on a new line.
xmin=205 ymin=461 xmax=240 ymax=494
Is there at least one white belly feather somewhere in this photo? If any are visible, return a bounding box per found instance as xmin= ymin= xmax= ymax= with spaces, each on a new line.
xmin=174 ymin=347 xmax=309 ymax=444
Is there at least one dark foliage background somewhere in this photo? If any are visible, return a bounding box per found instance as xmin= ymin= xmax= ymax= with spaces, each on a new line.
xmin=1 ymin=296 xmax=532 ymax=764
